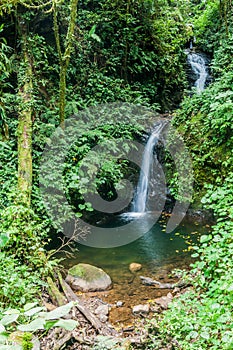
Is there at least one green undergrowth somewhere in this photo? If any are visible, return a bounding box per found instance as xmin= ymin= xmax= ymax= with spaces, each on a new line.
xmin=171 ymin=59 xmax=233 ymax=203
xmin=146 ymin=23 xmax=233 ymax=349
xmin=147 ymin=175 xmax=233 ymax=349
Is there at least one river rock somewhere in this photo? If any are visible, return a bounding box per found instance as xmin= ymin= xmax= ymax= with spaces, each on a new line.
xmin=132 ymin=304 xmax=150 ymax=315
xmin=154 ymin=292 xmax=173 ymax=309
xmin=95 ymin=304 xmax=109 ymax=316
xmin=129 ymin=263 xmax=142 ymax=273
xmin=66 ymin=263 xmax=112 ymax=292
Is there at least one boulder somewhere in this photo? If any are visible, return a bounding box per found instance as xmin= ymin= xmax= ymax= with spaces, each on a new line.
xmin=132 ymin=304 xmax=150 ymax=315
xmin=129 ymin=263 xmax=142 ymax=273
xmin=66 ymin=263 xmax=112 ymax=292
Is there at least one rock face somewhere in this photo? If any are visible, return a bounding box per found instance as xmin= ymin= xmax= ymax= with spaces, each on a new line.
xmin=66 ymin=263 xmax=112 ymax=292
xmin=129 ymin=263 xmax=142 ymax=273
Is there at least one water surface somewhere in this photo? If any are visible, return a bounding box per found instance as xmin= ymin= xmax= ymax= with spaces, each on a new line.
xmin=60 ymin=215 xmax=208 ymax=327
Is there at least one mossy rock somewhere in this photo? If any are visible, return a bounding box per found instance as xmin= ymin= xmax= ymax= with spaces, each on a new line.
xmin=66 ymin=263 xmax=112 ymax=292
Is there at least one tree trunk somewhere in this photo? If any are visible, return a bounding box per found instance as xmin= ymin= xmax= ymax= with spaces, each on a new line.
xmin=17 ymin=24 xmax=33 ymax=206
xmin=59 ymin=63 xmax=67 ymax=126
xmin=53 ymin=0 xmax=79 ymax=124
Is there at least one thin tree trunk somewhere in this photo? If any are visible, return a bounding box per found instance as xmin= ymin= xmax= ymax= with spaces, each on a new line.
xmin=53 ymin=0 xmax=78 ymax=125
xmin=17 ymin=24 xmax=33 ymax=206
xmin=220 ymin=0 xmax=229 ymax=37
xmin=59 ymin=63 xmax=67 ymax=126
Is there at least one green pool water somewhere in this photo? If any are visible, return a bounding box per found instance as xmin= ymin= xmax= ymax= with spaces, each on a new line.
xmin=61 ymin=215 xmax=206 ymax=279
xmin=58 ymin=215 xmax=209 ymax=325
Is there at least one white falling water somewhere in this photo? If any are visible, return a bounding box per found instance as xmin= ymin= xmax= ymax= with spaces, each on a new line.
xmin=187 ymin=52 xmax=208 ymax=92
xmin=133 ymin=122 xmax=165 ymax=213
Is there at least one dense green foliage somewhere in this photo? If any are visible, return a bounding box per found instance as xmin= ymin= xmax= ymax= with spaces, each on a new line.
xmin=0 ymin=0 xmax=191 ymax=309
xmin=172 ymin=35 xmax=233 ymax=201
xmin=0 ymin=0 xmax=233 ymax=348
xmin=147 ymin=176 xmax=233 ymax=349
xmin=146 ymin=1 xmax=233 ymax=348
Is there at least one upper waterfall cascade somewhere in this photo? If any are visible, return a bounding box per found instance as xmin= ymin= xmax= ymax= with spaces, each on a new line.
xmin=187 ymin=52 xmax=208 ymax=92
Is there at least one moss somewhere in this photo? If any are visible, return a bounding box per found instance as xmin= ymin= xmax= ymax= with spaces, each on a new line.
xmin=68 ymin=265 xmax=85 ymax=278
xmin=68 ymin=263 xmax=106 ymax=282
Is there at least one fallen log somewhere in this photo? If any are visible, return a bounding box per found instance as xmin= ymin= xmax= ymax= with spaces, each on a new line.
xmin=53 ymin=330 xmax=73 ymax=350
xmin=58 ymin=273 xmax=116 ymax=336
xmin=140 ymin=276 xmax=188 ymax=289
xmin=47 ymin=276 xmax=67 ymax=306
xmin=140 ymin=276 xmax=175 ymax=288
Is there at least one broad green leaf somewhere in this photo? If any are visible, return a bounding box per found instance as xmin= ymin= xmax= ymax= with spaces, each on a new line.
xmin=17 ymin=318 xmax=45 ymax=332
xmin=3 ymin=309 xmax=20 ymax=315
xmin=23 ymin=302 xmax=38 ymax=312
xmin=91 ymin=33 xmax=101 ymax=43
xmin=1 ymin=314 xmax=19 ymax=326
xmin=0 ymin=333 xmax=8 ymax=344
xmin=200 ymin=235 xmax=212 ymax=243
xmin=210 ymin=303 xmax=220 ymax=309
xmin=200 ymin=331 xmax=210 ymax=340
xmin=0 ymin=346 xmax=21 ymax=350
xmin=24 ymin=307 xmax=46 ymax=317
xmin=52 ymin=319 xmax=79 ymax=331
xmin=89 ymin=24 xmax=96 ymax=36
xmin=189 ymin=331 xmax=198 ymax=339
xmin=45 ymin=302 xmax=74 ymax=320
xmin=0 ymin=235 xmax=9 ymax=248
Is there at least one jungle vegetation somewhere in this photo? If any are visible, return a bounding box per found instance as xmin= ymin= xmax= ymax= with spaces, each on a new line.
xmin=0 ymin=0 xmax=232 ymax=349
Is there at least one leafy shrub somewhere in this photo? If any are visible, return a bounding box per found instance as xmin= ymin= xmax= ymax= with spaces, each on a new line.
xmin=0 ymin=301 xmax=78 ymax=349
xmin=146 ymin=175 xmax=233 ymax=350
xmin=0 ymin=253 xmax=45 ymax=308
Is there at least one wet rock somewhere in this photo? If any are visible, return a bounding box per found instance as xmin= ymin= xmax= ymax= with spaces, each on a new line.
xmin=95 ymin=304 xmax=109 ymax=316
xmin=154 ymin=292 xmax=173 ymax=309
xmin=132 ymin=304 xmax=150 ymax=315
xmin=186 ymin=209 xmax=214 ymax=224
xmin=129 ymin=263 xmax=142 ymax=273
xmin=66 ymin=263 xmax=112 ymax=292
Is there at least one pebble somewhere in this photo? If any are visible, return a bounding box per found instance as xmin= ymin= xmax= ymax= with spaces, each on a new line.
xmin=116 ymin=301 xmax=124 ymax=307
xmin=129 ymin=263 xmax=142 ymax=273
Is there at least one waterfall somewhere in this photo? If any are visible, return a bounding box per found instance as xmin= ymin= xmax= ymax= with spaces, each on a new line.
xmin=132 ymin=122 xmax=166 ymax=213
xmin=187 ymin=52 xmax=208 ymax=92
